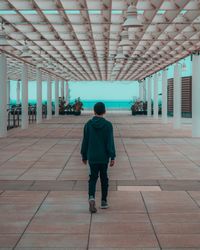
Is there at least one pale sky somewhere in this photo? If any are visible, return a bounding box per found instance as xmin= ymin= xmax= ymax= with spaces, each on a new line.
xmin=69 ymin=81 xmax=139 ymax=100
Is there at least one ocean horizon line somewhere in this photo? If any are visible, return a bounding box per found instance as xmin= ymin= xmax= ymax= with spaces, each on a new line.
xmin=9 ymin=99 xmax=136 ymax=109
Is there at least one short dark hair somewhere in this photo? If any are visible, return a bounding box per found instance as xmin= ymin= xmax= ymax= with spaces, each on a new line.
xmin=94 ymin=102 xmax=106 ymax=115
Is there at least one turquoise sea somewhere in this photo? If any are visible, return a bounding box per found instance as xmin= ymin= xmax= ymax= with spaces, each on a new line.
xmin=77 ymin=99 xmax=163 ymax=110
xmin=10 ymin=99 xmax=136 ymax=110
xmin=69 ymin=99 xmax=136 ymax=110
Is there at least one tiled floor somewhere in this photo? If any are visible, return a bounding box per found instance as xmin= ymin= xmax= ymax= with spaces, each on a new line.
xmin=0 ymin=113 xmax=200 ymax=249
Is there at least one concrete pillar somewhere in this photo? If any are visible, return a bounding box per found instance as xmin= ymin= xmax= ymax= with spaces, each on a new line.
xmin=147 ymin=77 xmax=152 ymax=117
xmin=162 ymin=69 xmax=168 ymax=123
xmin=143 ymin=79 xmax=147 ymax=102
xmin=141 ymin=81 xmax=144 ymax=101
xmin=65 ymin=82 xmax=69 ymax=105
xmin=153 ymin=73 xmax=158 ymax=119
xmin=64 ymin=81 xmax=66 ymax=101
xmin=55 ymin=78 xmax=59 ymax=117
xmin=0 ymin=53 xmax=8 ymax=137
xmin=139 ymin=82 xmax=142 ymax=100
xmin=36 ymin=68 xmax=42 ymax=124
xmin=192 ymin=54 xmax=200 ymax=137
xmin=173 ymin=63 xmax=182 ymax=129
xmin=21 ymin=63 xmax=29 ymax=129
xmin=47 ymin=75 xmax=52 ymax=120
xmin=61 ymin=79 xmax=64 ymax=98
xmin=139 ymin=82 xmax=143 ymax=101
xmin=7 ymin=79 xmax=10 ymax=106
xmin=16 ymin=80 xmax=21 ymax=105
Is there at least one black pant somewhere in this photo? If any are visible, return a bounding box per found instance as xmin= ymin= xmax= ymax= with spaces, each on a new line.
xmin=89 ymin=163 xmax=109 ymax=202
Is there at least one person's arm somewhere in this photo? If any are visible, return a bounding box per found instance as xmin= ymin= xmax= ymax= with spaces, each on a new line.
xmin=107 ymin=123 xmax=116 ymax=166
xmin=81 ymin=124 xmax=89 ymax=164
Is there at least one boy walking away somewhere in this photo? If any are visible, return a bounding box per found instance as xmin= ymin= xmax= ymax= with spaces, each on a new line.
xmin=81 ymin=102 xmax=116 ymax=213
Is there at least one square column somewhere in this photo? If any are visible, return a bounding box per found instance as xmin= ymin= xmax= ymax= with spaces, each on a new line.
xmin=64 ymin=81 xmax=67 ymax=101
xmin=36 ymin=68 xmax=42 ymax=124
xmin=139 ymin=82 xmax=143 ymax=100
xmin=55 ymin=78 xmax=59 ymax=117
xmin=16 ymin=80 xmax=21 ymax=105
xmin=7 ymin=78 xmax=10 ymax=106
xmin=140 ymin=81 xmax=144 ymax=101
xmin=21 ymin=63 xmax=29 ymax=129
xmin=65 ymin=82 xmax=69 ymax=105
xmin=162 ymin=69 xmax=168 ymax=123
xmin=147 ymin=77 xmax=152 ymax=117
xmin=47 ymin=75 xmax=52 ymax=120
xmin=0 ymin=53 xmax=8 ymax=137
xmin=61 ymin=79 xmax=64 ymax=99
xmin=143 ymin=79 xmax=147 ymax=102
xmin=173 ymin=63 xmax=182 ymax=129
xmin=153 ymin=73 xmax=158 ymax=119
xmin=192 ymin=54 xmax=200 ymax=137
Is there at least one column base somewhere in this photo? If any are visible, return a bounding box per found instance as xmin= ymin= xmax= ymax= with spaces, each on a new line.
xmin=47 ymin=116 xmax=52 ymax=120
xmin=36 ymin=119 xmax=42 ymax=124
xmin=192 ymin=128 xmax=200 ymax=137
xmin=162 ymin=118 xmax=168 ymax=124
xmin=173 ymin=118 xmax=181 ymax=129
xmin=21 ymin=124 xmax=28 ymax=130
xmin=173 ymin=124 xmax=181 ymax=129
xmin=0 ymin=131 xmax=7 ymax=138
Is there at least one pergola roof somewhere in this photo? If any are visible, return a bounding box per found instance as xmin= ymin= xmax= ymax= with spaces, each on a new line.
xmin=1 ymin=0 xmax=200 ymax=81
xmin=5 ymin=54 xmax=55 ymax=81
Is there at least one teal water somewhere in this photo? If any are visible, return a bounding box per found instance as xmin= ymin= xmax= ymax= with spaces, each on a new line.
xmin=10 ymin=100 xmax=48 ymax=105
xmin=71 ymin=100 xmax=135 ymax=110
xmin=10 ymin=99 xmax=135 ymax=110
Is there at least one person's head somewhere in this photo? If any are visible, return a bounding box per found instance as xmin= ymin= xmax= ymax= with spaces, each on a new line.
xmin=94 ymin=102 xmax=106 ymax=116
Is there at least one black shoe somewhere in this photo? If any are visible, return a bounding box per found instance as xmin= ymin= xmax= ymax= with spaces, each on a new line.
xmin=100 ymin=200 xmax=109 ymax=209
xmin=89 ymin=199 xmax=97 ymax=213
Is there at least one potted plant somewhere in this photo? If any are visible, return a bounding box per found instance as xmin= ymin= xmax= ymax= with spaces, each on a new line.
xmin=59 ymin=97 xmax=66 ymax=115
xmin=131 ymin=100 xmax=144 ymax=115
xmin=66 ymin=103 xmax=73 ymax=115
xmin=74 ymin=98 xmax=83 ymax=116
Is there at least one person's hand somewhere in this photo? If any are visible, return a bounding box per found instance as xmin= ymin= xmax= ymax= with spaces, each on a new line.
xmin=110 ymin=160 xmax=115 ymax=167
xmin=82 ymin=160 xmax=87 ymax=165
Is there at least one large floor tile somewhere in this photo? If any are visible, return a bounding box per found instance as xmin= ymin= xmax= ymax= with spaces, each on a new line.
xmin=0 ymin=234 xmax=20 ymax=248
xmin=91 ymin=222 xmax=153 ymax=234
xmin=16 ymin=234 xmax=88 ymax=248
xmin=142 ymin=191 xmax=199 ymax=213
xmin=158 ymin=234 xmax=200 ymax=248
xmin=89 ymin=234 xmax=159 ymax=248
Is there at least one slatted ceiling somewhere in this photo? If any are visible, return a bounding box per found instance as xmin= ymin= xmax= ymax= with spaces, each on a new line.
xmin=0 ymin=51 xmax=67 ymax=81
xmin=1 ymin=0 xmax=200 ymax=81
xmin=125 ymin=0 xmax=190 ymax=80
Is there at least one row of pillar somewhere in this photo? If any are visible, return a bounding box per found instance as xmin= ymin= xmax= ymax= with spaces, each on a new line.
xmin=139 ymin=69 xmax=168 ymax=123
xmin=138 ymin=54 xmax=200 ymax=137
xmin=0 ymin=53 xmax=69 ymax=137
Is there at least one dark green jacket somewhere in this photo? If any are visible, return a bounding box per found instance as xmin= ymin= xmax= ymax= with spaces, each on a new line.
xmin=81 ymin=116 xmax=116 ymax=164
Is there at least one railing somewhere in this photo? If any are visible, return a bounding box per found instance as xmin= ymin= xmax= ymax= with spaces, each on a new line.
xmin=7 ymin=106 xmax=21 ymax=130
xmin=7 ymin=104 xmax=48 ymax=130
xmin=28 ymin=105 xmax=36 ymax=123
xmin=42 ymin=105 xmax=47 ymax=119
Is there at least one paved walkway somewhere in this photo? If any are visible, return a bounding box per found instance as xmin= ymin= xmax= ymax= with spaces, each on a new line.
xmin=0 ymin=113 xmax=200 ymax=249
